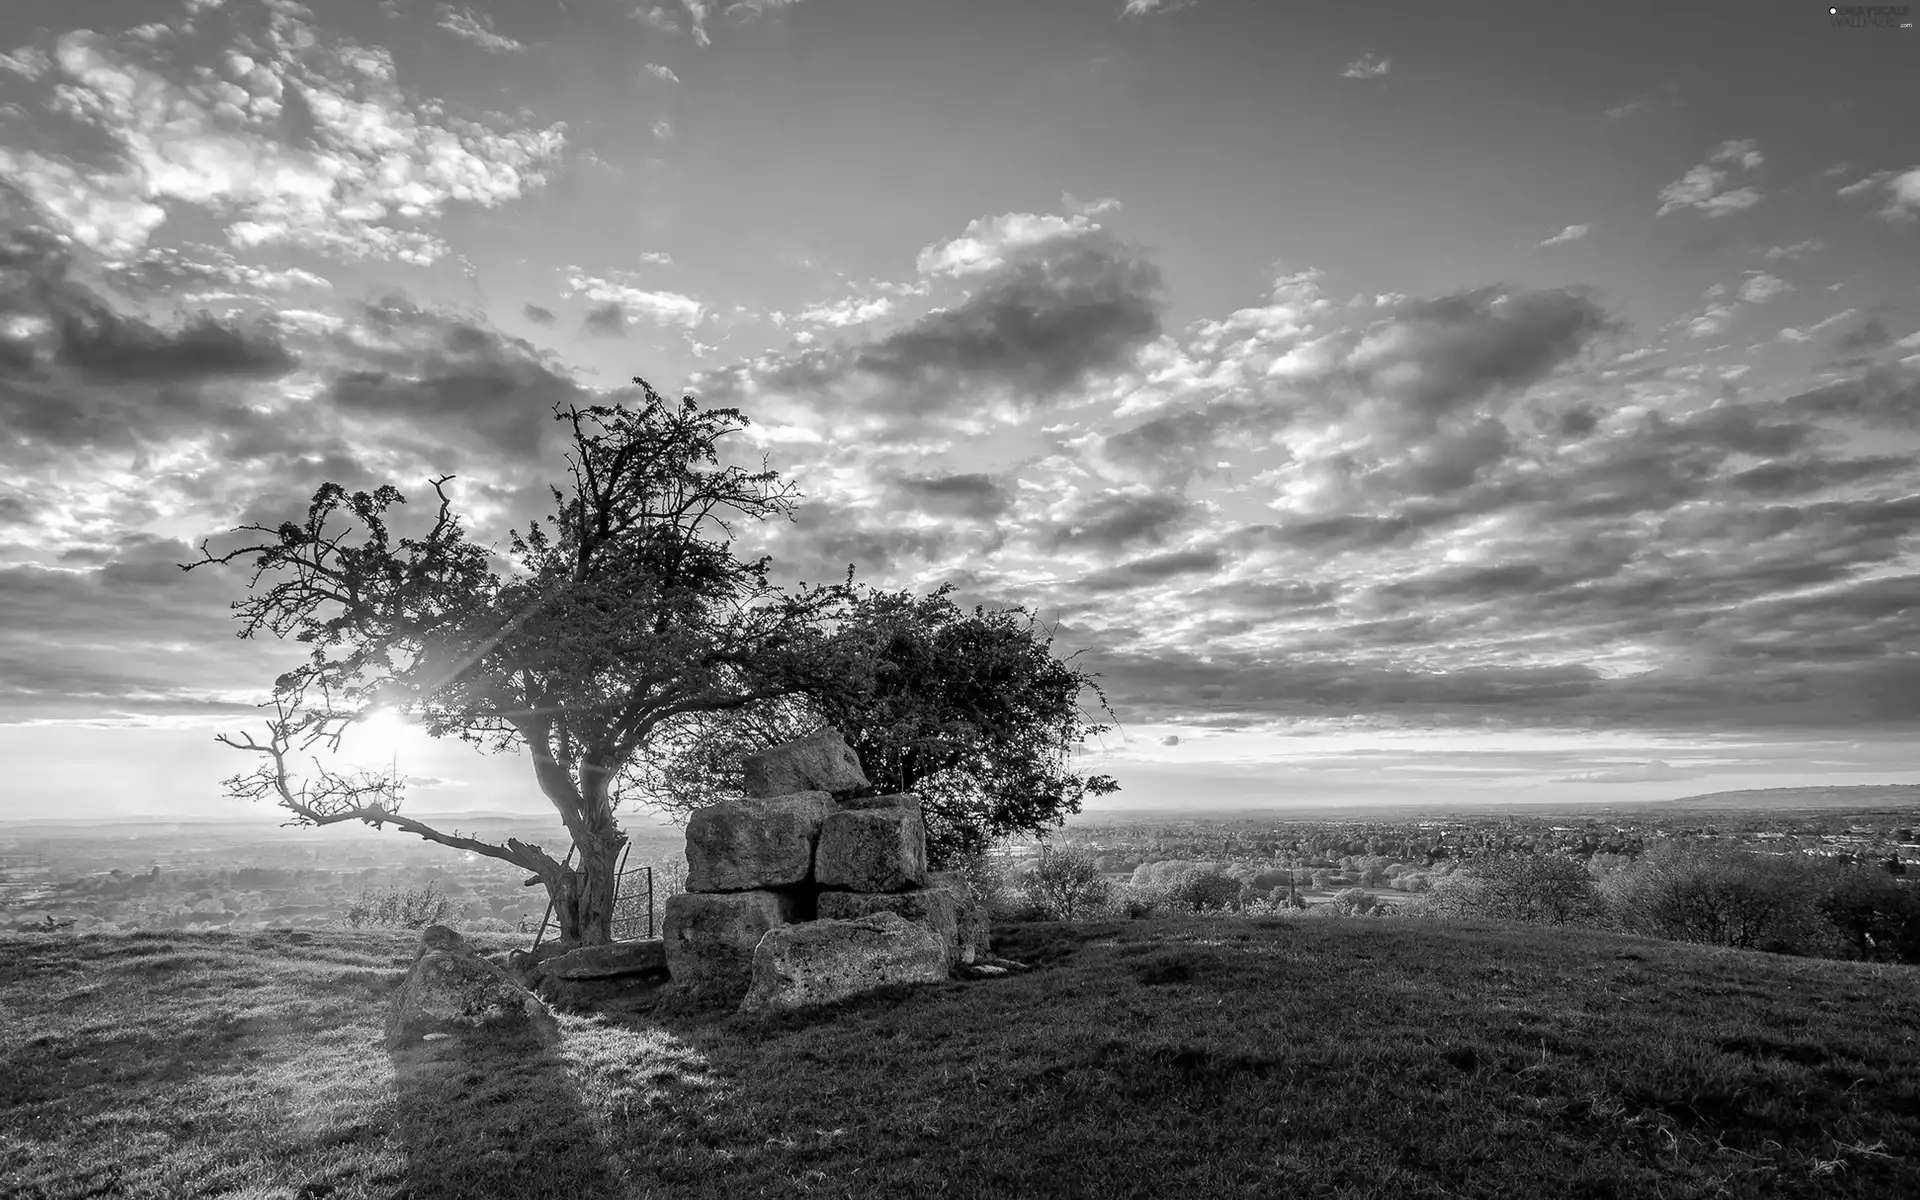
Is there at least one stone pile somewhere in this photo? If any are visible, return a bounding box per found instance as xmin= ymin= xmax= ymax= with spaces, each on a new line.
xmin=661 ymin=725 xmax=995 ymax=1013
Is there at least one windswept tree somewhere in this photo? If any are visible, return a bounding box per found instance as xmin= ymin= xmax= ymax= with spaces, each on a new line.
xmin=181 ymin=381 xmax=878 ymax=947
xmin=627 ymin=581 xmax=1122 ymax=865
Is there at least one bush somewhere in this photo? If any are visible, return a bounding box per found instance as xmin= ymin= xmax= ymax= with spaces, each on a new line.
xmin=1016 ymin=845 xmax=1112 ymax=920
xmin=1457 ymin=853 xmax=1601 ymax=925
xmin=344 ymin=881 xmax=457 ymax=930
xmin=1327 ymin=887 xmax=1383 ymax=917
xmin=1818 ymin=866 xmax=1920 ymax=963
xmin=1597 ymin=839 xmax=1835 ymax=954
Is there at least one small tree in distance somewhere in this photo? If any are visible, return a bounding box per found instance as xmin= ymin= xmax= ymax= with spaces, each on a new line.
xmin=1020 ymin=845 xmax=1112 ymax=920
xmin=182 ymin=381 xmax=879 ymax=948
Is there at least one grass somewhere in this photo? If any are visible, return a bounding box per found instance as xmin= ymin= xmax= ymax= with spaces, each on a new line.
xmin=3 ymin=917 xmax=1918 ymax=1199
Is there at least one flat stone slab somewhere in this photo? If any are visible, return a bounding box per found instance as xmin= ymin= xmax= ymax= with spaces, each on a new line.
xmin=738 ymin=912 xmax=948 ymax=1015
xmin=742 ymin=726 xmax=870 ymax=798
xmin=541 ymin=939 xmax=668 ymax=980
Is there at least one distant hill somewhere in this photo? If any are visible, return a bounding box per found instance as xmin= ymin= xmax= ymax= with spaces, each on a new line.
xmin=1655 ymin=783 xmax=1920 ymax=810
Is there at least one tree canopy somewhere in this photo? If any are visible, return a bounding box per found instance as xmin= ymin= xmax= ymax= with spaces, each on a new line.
xmin=182 ymin=380 xmax=877 ymax=944
xmin=629 ymin=579 xmax=1121 ymax=865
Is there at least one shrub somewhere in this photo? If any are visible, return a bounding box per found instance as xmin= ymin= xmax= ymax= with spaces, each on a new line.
xmin=1597 ymin=839 xmax=1835 ymax=954
xmin=1016 ymin=845 xmax=1112 ymax=920
xmin=344 ymin=881 xmax=456 ymax=930
xmin=1327 ymin=887 xmax=1382 ymax=917
xmin=1434 ymin=853 xmax=1602 ymax=926
xmin=1817 ymin=866 xmax=1920 ymax=963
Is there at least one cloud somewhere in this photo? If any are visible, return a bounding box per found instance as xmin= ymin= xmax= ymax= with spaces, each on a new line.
xmin=522 ymin=303 xmax=555 ymax=325
xmin=797 ymin=295 xmax=894 ymax=327
xmin=1073 ymin=546 xmax=1225 ymax=594
xmin=1764 ymin=239 xmax=1824 ymax=261
xmin=855 ymin=228 xmax=1163 ymax=407
xmin=317 ymin=296 xmax=593 ymax=460
xmin=916 ymin=211 xmax=1108 ymax=278
xmin=1040 ymin=490 xmax=1195 ymax=554
xmin=1777 ymin=308 xmax=1859 ymax=344
xmin=1603 ymin=101 xmax=1647 ymax=120
xmin=1710 ymin=139 xmax=1764 ymax=171
xmin=1121 ymin=0 xmax=1197 ymax=17
xmin=1340 ymin=53 xmax=1391 ymax=80
xmin=1878 ymin=166 xmax=1920 ymax=222
xmin=435 ymin=5 xmax=526 ymax=53
xmin=881 ymin=472 xmax=1012 ymax=521
xmin=651 ymin=119 xmax=673 ymax=141
xmin=1536 ymin=224 xmax=1591 ymax=247
xmin=581 ymin=302 xmax=629 ymax=337
xmin=633 ymin=6 xmax=681 ymax=34
xmin=1737 ymin=274 xmax=1791 ymax=304
xmin=0 ymin=222 xmax=299 ymax=459
xmin=1062 ymin=193 xmax=1123 ymax=218
xmin=561 ymin=267 xmax=704 ymax=328
xmin=1554 ymin=759 xmax=1693 ymax=784
xmin=0 ymin=22 xmax=565 ymax=264
xmin=1656 ymin=141 xmax=1765 ymax=218
xmin=1833 ymin=318 xmax=1891 ymax=354
xmin=1783 ymin=364 xmax=1919 ymax=428
xmin=644 ymin=63 xmax=681 ymax=83
xmin=1836 ymin=171 xmax=1889 ymax=199
xmin=0 ymin=47 xmax=53 ymax=81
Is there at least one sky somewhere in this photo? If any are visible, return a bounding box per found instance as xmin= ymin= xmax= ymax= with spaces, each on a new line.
xmin=0 ymin=0 xmax=1916 ymax=830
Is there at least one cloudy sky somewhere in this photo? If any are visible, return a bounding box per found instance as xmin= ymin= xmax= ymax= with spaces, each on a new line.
xmin=1 ymin=0 xmax=1916 ymax=828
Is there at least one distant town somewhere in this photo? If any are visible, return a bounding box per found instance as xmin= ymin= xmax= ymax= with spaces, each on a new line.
xmin=5 ymin=785 xmax=1915 ymax=934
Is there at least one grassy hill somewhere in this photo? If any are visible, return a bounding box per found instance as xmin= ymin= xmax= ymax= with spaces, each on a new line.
xmin=3 ymin=917 xmax=1917 ymax=1199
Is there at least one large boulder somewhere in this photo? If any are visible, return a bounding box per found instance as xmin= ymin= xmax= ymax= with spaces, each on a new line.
xmin=927 ymin=871 xmax=992 ymax=965
xmin=684 ymin=791 xmax=833 ymax=892
xmin=816 ymin=887 xmax=961 ymax=969
xmin=384 ymin=926 xmax=556 ymax=1048
xmin=742 ymin=726 xmax=869 ymax=799
xmin=814 ymin=804 xmax=928 ymax=893
xmin=662 ymin=890 xmax=797 ymax=1004
xmin=738 ymin=912 xmax=948 ymax=1015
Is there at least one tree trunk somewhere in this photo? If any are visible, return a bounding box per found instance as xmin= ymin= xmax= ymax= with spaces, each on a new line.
xmin=547 ymin=833 xmax=625 ymax=947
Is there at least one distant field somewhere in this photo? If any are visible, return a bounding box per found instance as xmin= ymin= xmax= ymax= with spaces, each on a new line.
xmin=3 ymin=919 xmax=1918 ymax=1199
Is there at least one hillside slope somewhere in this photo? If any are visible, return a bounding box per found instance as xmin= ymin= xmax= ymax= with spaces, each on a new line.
xmin=3 ymin=918 xmax=1917 ymax=1199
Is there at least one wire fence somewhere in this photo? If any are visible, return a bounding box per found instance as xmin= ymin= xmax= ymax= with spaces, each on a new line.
xmin=530 ymin=842 xmax=656 ymax=948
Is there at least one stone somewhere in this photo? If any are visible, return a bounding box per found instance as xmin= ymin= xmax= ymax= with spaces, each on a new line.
xmin=738 ymin=912 xmax=948 ymax=1015
xmin=814 ymin=805 xmax=929 ymax=893
xmin=662 ymin=890 xmax=798 ymax=1004
xmin=684 ymin=791 xmax=834 ymax=892
xmin=835 ymin=791 xmax=921 ymax=812
xmin=385 ymin=926 xmax=556 ymax=1048
xmin=927 ymin=871 xmax=992 ymax=965
xmin=540 ymin=938 xmax=669 ymax=981
xmin=816 ymin=887 xmax=961 ymax=968
xmin=741 ymin=726 xmax=869 ymax=799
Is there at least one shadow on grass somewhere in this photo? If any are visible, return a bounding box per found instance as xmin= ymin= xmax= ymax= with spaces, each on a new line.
xmin=388 ymin=1016 xmax=622 ymax=1200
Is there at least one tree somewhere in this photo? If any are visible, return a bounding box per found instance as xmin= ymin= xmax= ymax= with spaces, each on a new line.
xmin=1020 ymin=845 xmax=1111 ymax=921
xmin=625 ymin=581 xmax=1121 ymax=865
xmin=181 ymin=381 xmax=875 ymax=947
xmin=1598 ymin=839 xmax=1828 ymax=953
xmin=1454 ymin=853 xmax=1601 ymax=926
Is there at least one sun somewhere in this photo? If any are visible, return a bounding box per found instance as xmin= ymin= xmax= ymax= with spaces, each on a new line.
xmin=349 ymin=706 xmax=412 ymax=765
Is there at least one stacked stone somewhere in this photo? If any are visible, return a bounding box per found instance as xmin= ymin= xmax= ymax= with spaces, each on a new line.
xmin=660 ymin=726 xmax=992 ymax=1013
